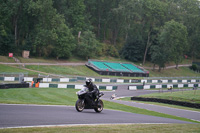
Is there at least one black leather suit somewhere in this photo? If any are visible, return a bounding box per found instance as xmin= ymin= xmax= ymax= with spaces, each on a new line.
xmin=86 ymin=83 xmax=99 ymax=104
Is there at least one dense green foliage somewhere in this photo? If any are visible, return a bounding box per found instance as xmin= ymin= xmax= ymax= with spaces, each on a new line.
xmin=0 ymin=0 xmax=200 ymax=67
xmin=151 ymin=20 xmax=188 ymax=71
xmin=190 ymin=64 xmax=200 ymax=73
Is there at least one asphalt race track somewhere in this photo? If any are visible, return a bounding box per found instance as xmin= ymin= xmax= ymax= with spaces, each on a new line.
xmin=0 ymin=104 xmax=192 ymax=128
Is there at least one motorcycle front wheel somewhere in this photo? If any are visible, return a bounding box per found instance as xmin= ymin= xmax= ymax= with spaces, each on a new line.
xmin=75 ymin=99 xmax=85 ymax=112
xmin=94 ymin=99 xmax=104 ymax=113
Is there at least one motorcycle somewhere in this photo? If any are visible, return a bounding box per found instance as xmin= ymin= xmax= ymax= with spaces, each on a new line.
xmin=110 ymin=93 xmax=117 ymax=100
xmin=75 ymin=87 xmax=104 ymax=113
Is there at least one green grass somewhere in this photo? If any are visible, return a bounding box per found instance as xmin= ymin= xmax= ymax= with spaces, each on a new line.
xmin=25 ymin=65 xmax=200 ymax=78
xmin=95 ymin=56 xmax=132 ymax=63
xmin=0 ymin=88 xmax=198 ymax=123
xmin=0 ymin=64 xmax=39 ymax=76
xmin=0 ymin=88 xmax=77 ymax=105
xmin=2 ymin=63 xmax=200 ymax=78
xmin=149 ymin=67 xmax=200 ymax=77
xmin=141 ymin=59 xmax=192 ymax=67
xmin=18 ymin=56 xmax=87 ymax=63
xmin=0 ymin=124 xmax=200 ymax=133
xmin=138 ymin=90 xmax=200 ymax=104
xmin=120 ymin=97 xmax=200 ymax=112
xmin=18 ymin=57 xmax=58 ymax=63
xmin=1 ymin=56 xmax=200 ymax=78
xmin=25 ymin=65 xmax=100 ymax=77
xmin=0 ymin=56 xmax=15 ymax=63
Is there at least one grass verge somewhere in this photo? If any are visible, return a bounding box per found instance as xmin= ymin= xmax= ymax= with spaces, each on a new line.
xmin=0 ymin=124 xmax=200 ymax=133
xmin=0 ymin=64 xmax=39 ymax=76
xmin=25 ymin=65 xmax=100 ymax=77
xmin=120 ymin=97 xmax=200 ymax=112
xmin=138 ymin=90 xmax=200 ymax=104
xmin=148 ymin=67 xmax=200 ymax=77
xmin=0 ymin=56 xmax=15 ymax=63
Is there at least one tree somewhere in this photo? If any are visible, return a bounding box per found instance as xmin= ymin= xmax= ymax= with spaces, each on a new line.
xmin=150 ymin=45 xmax=170 ymax=72
xmin=53 ymin=21 xmax=75 ymax=59
xmin=140 ymin=0 xmax=167 ymax=65
xmin=159 ymin=20 xmax=188 ymax=69
xmin=121 ymin=25 xmax=145 ymax=62
xmin=178 ymin=0 xmax=200 ymax=60
xmin=76 ymin=30 xmax=101 ymax=59
xmin=28 ymin=0 xmax=75 ymax=58
xmin=0 ymin=0 xmax=30 ymax=55
xmin=53 ymin=0 xmax=88 ymax=36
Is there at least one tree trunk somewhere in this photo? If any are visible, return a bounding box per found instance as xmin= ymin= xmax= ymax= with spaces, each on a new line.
xmin=98 ymin=2 xmax=101 ymax=39
xmin=176 ymin=63 xmax=179 ymax=69
xmin=14 ymin=19 xmax=18 ymax=46
xmin=98 ymin=17 xmax=101 ymax=38
xmin=113 ymin=29 xmax=118 ymax=46
xmin=125 ymin=23 xmax=130 ymax=42
xmin=158 ymin=66 xmax=161 ymax=72
xmin=153 ymin=64 xmax=155 ymax=71
xmin=143 ymin=30 xmax=152 ymax=65
xmin=103 ymin=23 xmax=106 ymax=41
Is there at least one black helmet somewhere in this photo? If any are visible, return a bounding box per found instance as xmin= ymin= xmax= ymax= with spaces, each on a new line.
xmin=86 ymin=79 xmax=92 ymax=86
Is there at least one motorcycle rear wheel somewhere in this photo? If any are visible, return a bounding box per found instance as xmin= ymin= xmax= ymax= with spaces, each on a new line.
xmin=94 ymin=99 xmax=104 ymax=113
xmin=75 ymin=99 xmax=85 ymax=112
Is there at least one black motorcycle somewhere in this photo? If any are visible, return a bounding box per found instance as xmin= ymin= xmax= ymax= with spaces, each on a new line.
xmin=75 ymin=87 xmax=104 ymax=113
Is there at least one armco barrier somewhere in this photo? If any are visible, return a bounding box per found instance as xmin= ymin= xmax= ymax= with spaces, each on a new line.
xmin=1 ymin=77 xmax=199 ymax=84
xmin=131 ymin=97 xmax=200 ymax=109
xmin=128 ymin=83 xmax=200 ymax=90
xmin=38 ymin=83 xmax=117 ymax=90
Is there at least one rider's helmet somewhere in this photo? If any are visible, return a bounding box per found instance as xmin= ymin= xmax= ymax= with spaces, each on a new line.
xmin=86 ymin=78 xmax=92 ymax=87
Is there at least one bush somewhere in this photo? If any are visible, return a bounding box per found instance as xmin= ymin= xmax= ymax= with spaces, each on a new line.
xmin=190 ymin=64 xmax=200 ymax=72
xmin=102 ymin=43 xmax=119 ymax=58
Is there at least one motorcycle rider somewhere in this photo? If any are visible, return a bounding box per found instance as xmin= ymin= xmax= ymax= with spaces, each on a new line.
xmin=85 ymin=79 xmax=99 ymax=106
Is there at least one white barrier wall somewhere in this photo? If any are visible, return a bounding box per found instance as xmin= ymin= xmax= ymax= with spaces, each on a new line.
xmin=102 ymin=79 xmax=110 ymax=83
xmin=162 ymin=80 xmax=168 ymax=83
xmin=152 ymin=80 xmax=158 ymax=83
xmin=117 ymin=79 xmax=124 ymax=83
xmin=129 ymin=86 xmax=137 ymax=90
xmin=39 ymin=83 xmax=49 ymax=88
xmin=155 ymin=85 xmax=162 ymax=88
xmin=58 ymin=84 xmax=67 ymax=88
xmin=106 ymin=86 xmax=113 ymax=90
xmin=24 ymin=77 xmax=33 ymax=82
xmin=4 ymin=77 xmax=15 ymax=81
xmin=43 ymin=78 xmax=52 ymax=82
xmin=144 ymin=85 xmax=150 ymax=89
xmin=188 ymin=84 xmax=194 ymax=87
xmin=178 ymin=84 xmax=184 ymax=88
xmin=75 ymin=85 xmax=84 ymax=89
xmin=60 ymin=78 xmax=69 ymax=82
xmin=141 ymin=80 xmax=147 ymax=83
xmin=172 ymin=80 xmax=178 ymax=83
xmin=167 ymin=84 xmax=173 ymax=88
xmin=182 ymin=80 xmax=187 ymax=83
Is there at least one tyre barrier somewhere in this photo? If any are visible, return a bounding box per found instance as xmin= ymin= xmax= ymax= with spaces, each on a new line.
xmin=0 ymin=83 xmax=29 ymax=89
xmin=131 ymin=97 xmax=200 ymax=109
